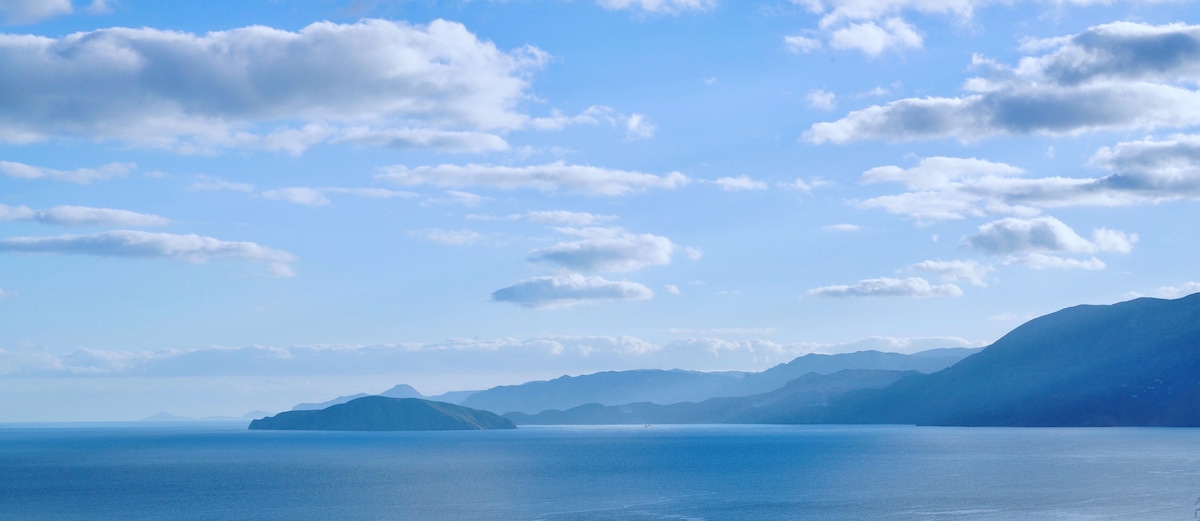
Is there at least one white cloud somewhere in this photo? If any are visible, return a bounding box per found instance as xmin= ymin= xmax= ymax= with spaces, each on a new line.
xmin=964 ymin=216 xmax=1136 ymax=255
xmin=262 ymin=188 xmax=331 ymax=207
xmin=809 ymin=276 xmax=963 ymax=298
xmin=807 ymin=89 xmax=838 ymax=110
xmin=189 ymin=176 xmax=254 ymax=193
xmin=828 ymin=18 xmax=922 ymax=56
xmin=1153 ymin=281 xmax=1200 ymax=299
xmin=668 ymin=327 xmax=778 ymax=336
xmin=0 ymin=333 xmax=990 ymax=382
xmin=0 ymin=204 xmax=171 ymax=227
xmin=624 ymin=113 xmax=656 ymax=140
xmin=862 ymin=156 xmax=1025 ymax=191
xmin=528 ymin=227 xmax=675 ymax=273
xmin=856 ymin=138 xmax=1200 ymax=221
xmin=0 ymin=231 xmax=296 ymax=276
xmin=261 ymin=186 xmax=418 ymax=206
xmin=491 ymin=273 xmax=654 ymax=308
xmin=908 ymin=259 xmax=992 ymax=286
xmin=685 ymin=247 xmax=704 ymax=260
xmin=0 ymin=0 xmax=72 ymax=24
xmin=525 ymin=210 xmax=617 ymax=226
xmin=713 ymin=175 xmax=768 ymax=191
xmin=0 ymin=161 xmax=135 ymax=184
xmin=823 ymin=223 xmax=861 ymax=232
xmin=785 ymin=34 xmax=823 ymax=53
xmin=409 ymin=228 xmax=484 ymax=245
xmin=792 ymin=0 xmax=981 ymax=27
xmin=665 ymin=284 xmax=681 ymax=295
xmin=377 ymin=161 xmax=689 ymax=196
xmin=0 ymin=20 xmax=549 ymax=151
xmin=1006 ymin=253 xmax=1105 ymax=270
xmin=809 ymin=22 xmax=1200 ymax=143
xmin=337 ymin=128 xmax=510 ymax=153
xmin=595 ymin=0 xmax=718 ymax=14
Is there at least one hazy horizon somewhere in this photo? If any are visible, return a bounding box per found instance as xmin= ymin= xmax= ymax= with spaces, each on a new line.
xmin=0 ymin=0 xmax=1197 ymax=421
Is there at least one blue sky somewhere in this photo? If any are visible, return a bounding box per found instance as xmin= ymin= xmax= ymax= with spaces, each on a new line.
xmin=0 ymin=0 xmax=1197 ymax=420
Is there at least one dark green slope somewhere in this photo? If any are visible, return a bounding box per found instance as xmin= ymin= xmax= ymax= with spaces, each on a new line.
xmin=249 ymin=396 xmax=516 ymax=431
xmin=801 ymin=295 xmax=1200 ymax=426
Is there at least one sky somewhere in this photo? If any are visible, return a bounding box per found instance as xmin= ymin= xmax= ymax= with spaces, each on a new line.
xmin=0 ymin=0 xmax=1197 ymax=421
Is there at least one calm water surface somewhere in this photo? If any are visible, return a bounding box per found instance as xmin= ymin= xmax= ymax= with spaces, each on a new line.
xmin=2 ymin=424 xmax=1198 ymax=520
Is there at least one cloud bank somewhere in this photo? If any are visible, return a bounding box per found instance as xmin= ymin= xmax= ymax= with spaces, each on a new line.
xmin=490 ymin=273 xmax=654 ymax=308
xmin=0 ymin=231 xmax=296 ymax=276
xmin=378 ymin=161 xmax=688 ymax=196
xmin=809 ymin=22 xmax=1200 ymax=143
xmin=0 ymin=19 xmax=547 ymax=152
xmin=809 ymin=276 xmax=963 ymax=298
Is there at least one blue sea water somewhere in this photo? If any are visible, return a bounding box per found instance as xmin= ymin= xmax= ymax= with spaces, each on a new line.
xmin=2 ymin=423 xmax=1199 ymax=520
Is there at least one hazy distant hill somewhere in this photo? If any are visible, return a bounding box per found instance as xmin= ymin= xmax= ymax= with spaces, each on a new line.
xmin=790 ymin=295 xmax=1200 ymax=427
xmin=252 ymin=396 xmax=516 ymax=431
xmin=506 ymin=369 xmax=914 ymax=425
xmin=722 ymin=348 xmax=979 ymax=397
xmin=292 ymin=384 xmax=425 ymax=411
xmin=460 ymin=369 xmax=748 ymax=415
xmin=461 ymin=348 xmax=976 ymax=415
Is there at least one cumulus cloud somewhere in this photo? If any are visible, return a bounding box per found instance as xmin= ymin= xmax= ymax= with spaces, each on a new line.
xmin=856 ymin=139 xmax=1200 ymax=221
xmin=337 ymin=128 xmax=510 ymax=153
xmin=809 ymin=22 xmax=1200 ymax=143
xmin=262 ymin=188 xmax=331 ymax=207
xmin=785 ymin=34 xmax=823 ymax=53
xmin=964 ymin=216 xmax=1136 ymax=255
xmin=908 ymin=259 xmax=992 ymax=286
xmin=828 ymin=18 xmax=922 ymax=56
xmin=809 ymin=276 xmax=963 ymax=298
xmin=408 ymin=228 xmax=485 ymax=245
xmin=596 ymin=0 xmax=718 ymax=14
xmin=792 ymin=0 xmax=982 ymax=27
xmin=189 ymin=176 xmax=254 ymax=193
xmin=0 ymin=204 xmax=171 ymax=227
xmin=1153 ymin=281 xmax=1200 ymax=299
xmin=0 ymin=19 xmax=550 ymax=152
xmin=0 ymin=0 xmax=72 ymax=24
xmin=0 ymin=161 xmax=135 ymax=184
xmin=807 ymin=89 xmax=837 ymax=110
xmin=262 ymin=186 xmax=419 ymax=206
xmin=0 ymin=231 xmax=296 ymax=276
xmin=377 ymin=161 xmax=688 ymax=196
xmin=712 ymin=175 xmax=768 ymax=191
xmin=1006 ymin=253 xmax=1105 ymax=270
xmin=491 ymin=273 xmax=654 ymax=308
xmin=624 ymin=113 xmax=657 ymax=140
xmin=528 ymin=227 xmax=675 ymax=273
xmin=524 ymin=210 xmax=617 ymax=226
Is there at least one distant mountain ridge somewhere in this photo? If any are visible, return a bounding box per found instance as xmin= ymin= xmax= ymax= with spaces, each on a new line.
xmin=506 ymin=369 xmax=915 ymax=425
xmin=292 ymin=384 xmax=425 ymax=411
xmin=288 ymin=348 xmax=978 ymax=417
xmin=789 ymin=295 xmax=1200 ymax=426
xmin=459 ymin=348 xmax=977 ymax=415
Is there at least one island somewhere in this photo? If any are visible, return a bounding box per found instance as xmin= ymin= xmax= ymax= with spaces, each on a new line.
xmin=248 ymin=396 xmax=517 ymax=431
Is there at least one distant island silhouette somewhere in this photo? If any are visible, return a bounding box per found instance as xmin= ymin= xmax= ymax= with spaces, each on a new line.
xmin=249 ymin=396 xmax=516 ymax=431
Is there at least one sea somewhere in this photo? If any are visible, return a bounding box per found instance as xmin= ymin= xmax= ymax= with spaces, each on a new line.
xmin=2 ymin=423 xmax=1199 ymax=520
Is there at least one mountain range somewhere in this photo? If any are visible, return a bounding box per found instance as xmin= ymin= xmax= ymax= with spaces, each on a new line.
xmin=291 ymin=347 xmax=978 ymax=416
xmin=789 ymin=295 xmax=1200 ymax=427
xmin=276 ymin=294 xmax=1200 ymax=428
